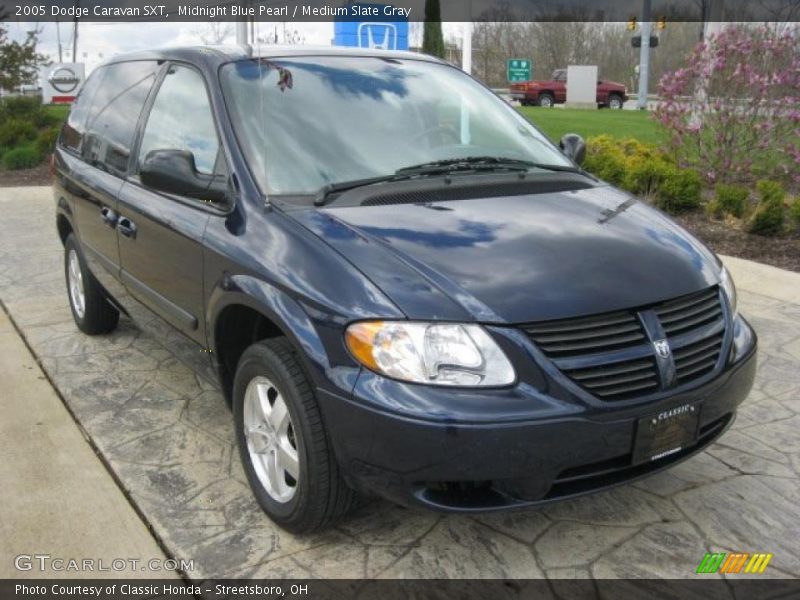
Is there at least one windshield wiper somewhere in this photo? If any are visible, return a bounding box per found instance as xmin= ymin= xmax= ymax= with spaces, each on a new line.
xmin=314 ymin=174 xmax=403 ymax=206
xmin=394 ymin=156 xmax=581 ymax=177
xmin=313 ymin=156 xmax=582 ymax=206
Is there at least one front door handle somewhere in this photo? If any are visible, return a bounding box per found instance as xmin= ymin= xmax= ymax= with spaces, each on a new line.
xmin=100 ymin=206 xmax=118 ymax=227
xmin=118 ymin=217 xmax=137 ymax=239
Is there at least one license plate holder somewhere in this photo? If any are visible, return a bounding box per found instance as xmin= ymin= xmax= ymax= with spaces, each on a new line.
xmin=632 ymin=404 xmax=700 ymax=465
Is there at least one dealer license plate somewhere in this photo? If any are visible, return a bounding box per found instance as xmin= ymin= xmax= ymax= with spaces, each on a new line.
xmin=632 ymin=403 xmax=700 ymax=464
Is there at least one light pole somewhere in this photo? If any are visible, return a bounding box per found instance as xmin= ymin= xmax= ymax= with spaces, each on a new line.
xmin=236 ymin=21 xmax=248 ymax=45
xmin=636 ymin=0 xmax=651 ymax=110
xmin=462 ymin=22 xmax=472 ymax=74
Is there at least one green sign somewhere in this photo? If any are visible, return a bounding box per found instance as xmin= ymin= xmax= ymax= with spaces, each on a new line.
xmin=507 ymin=58 xmax=532 ymax=82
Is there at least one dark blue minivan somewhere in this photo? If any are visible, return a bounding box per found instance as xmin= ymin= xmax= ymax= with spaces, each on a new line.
xmin=54 ymin=46 xmax=757 ymax=532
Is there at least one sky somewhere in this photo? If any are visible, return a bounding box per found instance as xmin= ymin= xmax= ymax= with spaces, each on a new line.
xmin=6 ymin=20 xmax=465 ymax=77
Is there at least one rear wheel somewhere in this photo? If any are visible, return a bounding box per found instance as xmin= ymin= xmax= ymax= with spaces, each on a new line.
xmin=64 ymin=234 xmax=119 ymax=335
xmin=233 ymin=338 xmax=357 ymax=532
xmin=538 ymin=93 xmax=555 ymax=108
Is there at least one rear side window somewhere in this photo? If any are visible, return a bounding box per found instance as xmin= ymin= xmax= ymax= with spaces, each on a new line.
xmin=81 ymin=61 xmax=160 ymax=176
xmin=59 ymin=70 xmax=103 ymax=152
xmin=138 ymin=65 xmax=220 ymax=175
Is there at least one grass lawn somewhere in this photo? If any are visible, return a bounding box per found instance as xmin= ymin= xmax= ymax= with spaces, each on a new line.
xmin=44 ymin=104 xmax=70 ymax=122
xmin=518 ymin=107 xmax=667 ymax=146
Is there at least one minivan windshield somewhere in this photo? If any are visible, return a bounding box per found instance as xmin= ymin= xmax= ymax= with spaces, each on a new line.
xmin=220 ymin=55 xmax=572 ymax=195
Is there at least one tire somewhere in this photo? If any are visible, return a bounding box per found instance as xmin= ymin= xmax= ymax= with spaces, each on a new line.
xmin=233 ymin=338 xmax=357 ymax=533
xmin=608 ymin=94 xmax=624 ymax=110
xmin=64 ymin=234 xmax=119 ymax=335
xmin=538 ymin=93 xmax=554 ymax=108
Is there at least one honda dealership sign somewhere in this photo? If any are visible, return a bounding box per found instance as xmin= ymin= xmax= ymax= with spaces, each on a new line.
xmin=42 ymin=63 xmax=85 ymax=104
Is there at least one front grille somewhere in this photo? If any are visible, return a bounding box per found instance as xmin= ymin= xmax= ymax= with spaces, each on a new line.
xmin=655 ymin=287 xmax=722 ymax=336
xmin=673 ymin=332 xmax=724 ymax=383
xmin=563 ymin=357 xmax=660 ymax=400
xmin=522 ymin=310 xmax=646 ymax=358
xmin=522 ymin=286 xmax=727 ymax=402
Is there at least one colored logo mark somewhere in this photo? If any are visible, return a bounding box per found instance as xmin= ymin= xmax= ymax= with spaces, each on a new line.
xmin=696 ymin=552 xmax=773 ymax=574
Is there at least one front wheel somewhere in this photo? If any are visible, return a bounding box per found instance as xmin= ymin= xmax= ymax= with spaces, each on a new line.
xmin=64 ymin=234 xmax=119 ymax=335
xmin=608 ymin=94 xmax=624 ymax=109
xmin=233 ymin=338 xmax=357 ymax=533
xmin=538 ymin=93 xmax=555 ymax=108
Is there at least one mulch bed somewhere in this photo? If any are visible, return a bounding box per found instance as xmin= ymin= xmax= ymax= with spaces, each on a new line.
xmin=673 ymin=211 xmax=800 ymax=274
xmin=2 ymin=166 xmax=798 ymax=273
xmin=0 ymin=165 xmax=52 ymax=188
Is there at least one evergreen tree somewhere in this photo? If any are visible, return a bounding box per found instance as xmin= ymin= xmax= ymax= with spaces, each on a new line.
xmin=422 ymin=0 xmax=445 ymax=59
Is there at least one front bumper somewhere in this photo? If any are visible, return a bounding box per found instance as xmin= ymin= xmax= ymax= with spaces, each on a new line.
xmin=319 ymin=317 xmax=757 ymax=512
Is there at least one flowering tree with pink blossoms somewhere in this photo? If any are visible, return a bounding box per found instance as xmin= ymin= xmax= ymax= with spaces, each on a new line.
xmin=654 ymin=25 xmax=800 ymax=185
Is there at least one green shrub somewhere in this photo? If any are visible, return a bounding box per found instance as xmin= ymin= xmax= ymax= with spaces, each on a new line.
xmin=35 ymin=126 xmax=60 ymax=157
xmin=654 ymin=166 xmax=702 ymax=213
xmin=0 ymin=119 xmax=37 ymax=147
xmin=623 ymin=156 xmax=670 ymax=196
xmin=755 ymin=180 xmax=785 ymax=204
xmin=0 ymin=96 xmax=43 ymax=119
xmin=747 ymin=198 xmax=784 ymax=235
xmin=2 ymin=145 xmax=42 ymax=170
xmin=745 ymin=181 xmax=786 ymax=235
xmin=789 ymin=198 xmax=800 ymax=230
xmin=709 ymin=183 xmax=749 ymax=218
xmin=0 ymin=97 xmax=49 ymax=130
xmin=583 ymin=135 xmax=628 ymax=186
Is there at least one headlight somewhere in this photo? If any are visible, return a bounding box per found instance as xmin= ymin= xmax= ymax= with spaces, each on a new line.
xmin=719 ymin=266 xmax=738 ymax=318
xmin=345 ymin=321 xmax=515 ymax=387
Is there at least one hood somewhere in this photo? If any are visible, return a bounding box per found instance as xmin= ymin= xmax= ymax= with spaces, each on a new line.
xmin=289 ymin=186 xmax=720 ymax=324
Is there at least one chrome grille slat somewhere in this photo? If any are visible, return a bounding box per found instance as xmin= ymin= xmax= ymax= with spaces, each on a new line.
xmin=537 ymin=331 xmax=646 ymax=355
xmin=676 ymin=357 xmax=718 ymax=380
xmin=676 ymin=346 xmax=719 ymax=369
xmin=658 ymin=297 xmax=720 ymax=324
xmin=673 ymin=334 xmax=723 ymax=360
xmin=655 ymin=288 xmax=718 ymax=316
xmin=579 ymin=369 xmax=657 ymax=388
xmin=522 ymin=286 xmax=726 ymax=402
xmin=661 ymin=308 xmax=722 ymax=336
xmin=532 ymin=321 xmax=643 ymax=344
xmin=591 ymin=378 xmax=660 ymax=397
xmin=674 ymin=333 xmax=724 ymax=382
xmin=570 ymin=359 xmax=654 ymax=381
xmin=523 ymin=312 xmax=636 ymax=335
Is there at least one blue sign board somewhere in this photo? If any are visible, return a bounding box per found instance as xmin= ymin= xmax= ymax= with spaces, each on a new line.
xmin=333 ymin=3 xmax=409 ymax=51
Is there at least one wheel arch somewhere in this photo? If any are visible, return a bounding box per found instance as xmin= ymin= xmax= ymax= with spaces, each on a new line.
xmin=207 ymin=275 xmax=334 ymax=406
xmin=56 ymin=198 xmax=75 ymax=245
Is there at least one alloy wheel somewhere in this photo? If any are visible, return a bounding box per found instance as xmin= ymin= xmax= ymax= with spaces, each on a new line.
xmin=67 ymin=249 xmax=86 ymax=319
xmin=243 ymin=376 xmax=300 ymax=503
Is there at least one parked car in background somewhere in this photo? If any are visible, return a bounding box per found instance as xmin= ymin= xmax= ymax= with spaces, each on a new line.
xmin=54 ymin=47 xmax=755 ymax=533
xmin=510 ymin=68 xmax=628 ymax=108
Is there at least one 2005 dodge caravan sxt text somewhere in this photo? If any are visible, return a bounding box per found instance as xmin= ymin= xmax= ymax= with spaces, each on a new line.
xmin=53 ymin=47 xmax=757 ymax=532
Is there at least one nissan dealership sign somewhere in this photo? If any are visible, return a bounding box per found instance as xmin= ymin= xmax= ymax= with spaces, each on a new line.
xmin=42 ymin=63 xmax=85 ymax=104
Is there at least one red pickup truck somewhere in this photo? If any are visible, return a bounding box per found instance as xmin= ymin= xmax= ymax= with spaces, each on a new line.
xmin=510 ymin=69 xmax=628 ymax=109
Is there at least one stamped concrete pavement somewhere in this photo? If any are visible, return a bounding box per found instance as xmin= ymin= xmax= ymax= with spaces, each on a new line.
xmin=0 ymin=186 xmax=798 ymax=583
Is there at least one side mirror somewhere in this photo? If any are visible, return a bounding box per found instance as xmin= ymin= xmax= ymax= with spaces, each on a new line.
xmin=140 ymin=149 xmax=228 ymax=204
xmin=559 ymin=133 xmax=586 ymax=165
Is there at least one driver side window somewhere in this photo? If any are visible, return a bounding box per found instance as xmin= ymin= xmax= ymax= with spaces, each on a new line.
xmin=138 ymin=65 xmax=220 ymax=175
